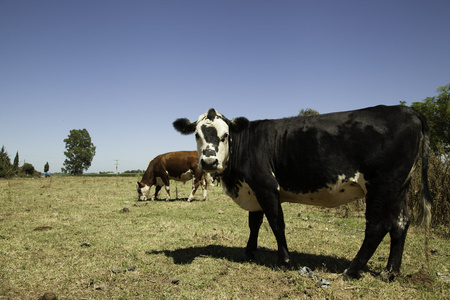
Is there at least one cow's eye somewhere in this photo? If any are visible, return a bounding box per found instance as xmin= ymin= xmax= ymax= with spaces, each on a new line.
xmin=195 ymin=133 xmax=200 ymax=140
xmin=220 ymin=133 xmax=228 ymax=142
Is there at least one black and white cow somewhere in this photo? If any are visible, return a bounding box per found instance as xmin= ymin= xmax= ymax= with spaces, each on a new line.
xmin=173 ymin=105 xmax=432 ymax=281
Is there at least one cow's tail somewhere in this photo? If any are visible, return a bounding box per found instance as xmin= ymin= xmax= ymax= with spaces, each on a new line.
xmin=420 ymin=122 xmax=432 ymax=227
xmin=416 ymin=109 xmax=432 ymax=269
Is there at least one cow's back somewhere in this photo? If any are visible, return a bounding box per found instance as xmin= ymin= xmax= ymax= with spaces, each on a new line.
xmin=159 ymin=151 xmax=198 ymax=178
xmin=225 ymin=105 xmax=423 ymax=203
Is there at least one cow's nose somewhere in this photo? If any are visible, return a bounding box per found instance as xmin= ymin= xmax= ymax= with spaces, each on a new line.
xmin=201 ymin=157 xmax=219 ymax=170
xmin=203 ymin=148 xmax=216 ymax=157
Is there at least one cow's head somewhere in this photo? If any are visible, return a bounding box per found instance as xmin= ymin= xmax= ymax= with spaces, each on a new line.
xmin=136 ymin=181 xmax=150 ymax=201
xmin=173 ymin=108 xmax=248 ymax=173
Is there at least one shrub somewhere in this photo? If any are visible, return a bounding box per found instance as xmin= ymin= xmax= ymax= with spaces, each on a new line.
xmin=407 ymin=146 xmax=450 ymax=230
xmin=21 ymin=163 xmax=36 ymax=176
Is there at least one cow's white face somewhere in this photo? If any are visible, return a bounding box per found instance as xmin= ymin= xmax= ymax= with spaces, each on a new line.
xmin=195 ymin=112 xmax=230 ymax=172
xmin=136 ymin=182 xmax=150 ymax=201
xmin=173 ymin=108 xmax=249 ymax=173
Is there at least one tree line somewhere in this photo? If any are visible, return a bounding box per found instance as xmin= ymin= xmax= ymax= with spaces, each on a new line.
xmin=0 ymin=128 xmax=95 ymax=178
xmin=0 ymin=146 xmax=49 ymax=178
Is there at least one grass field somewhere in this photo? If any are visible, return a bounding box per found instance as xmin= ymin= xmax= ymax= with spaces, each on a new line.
xmin=1 ymin=176 xmax=448 ymax=299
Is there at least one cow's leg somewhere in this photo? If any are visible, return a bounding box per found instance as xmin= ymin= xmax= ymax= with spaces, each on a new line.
xmin=153 ymin=185 xmax=162 ymax=201
xmin=263 ymin=202 xmax=290 ymax=266
xmin=344 ymin=223 xmax=387 ymax=279
xmin=160 ymin=177 xmax=170 ymax=202
xmin=187 ymin=180 xmax=200 ymax=202
xmin=252 ymin=183 xmax=289 ymax=266
xmin=344 ymin=191 xmax=389 ymax=279
xmin=245 ymin=211 xmax=264 ymax=260
xmin=163 ymin=185 xmax=170 ymax=201
xmin=201 ymin=176 xmax=207 ymax=201
xmin=382 ymin=189 xmax=410 ymax=282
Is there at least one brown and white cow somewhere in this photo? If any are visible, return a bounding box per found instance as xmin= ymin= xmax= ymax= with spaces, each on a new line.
xmin=136 ymin=151 xmax=207 ymax=202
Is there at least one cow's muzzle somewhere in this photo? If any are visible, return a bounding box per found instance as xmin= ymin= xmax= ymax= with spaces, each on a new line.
xmin=200 ymin=148 xmax=219 ymax=170
xmin=200 ymin=156 xmax=219 ymax=171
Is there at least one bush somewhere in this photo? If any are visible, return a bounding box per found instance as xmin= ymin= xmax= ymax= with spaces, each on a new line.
xmin=21 ymin=163 xmax=36 ymax=176
xmin=408 ymin=146 xmax=450 ymax=229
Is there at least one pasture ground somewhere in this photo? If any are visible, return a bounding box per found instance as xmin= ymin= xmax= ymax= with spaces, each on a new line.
xmin=0 ymin=176 xmax=448 ymax=299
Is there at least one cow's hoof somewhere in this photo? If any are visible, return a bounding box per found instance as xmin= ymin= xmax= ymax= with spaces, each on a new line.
xmin=338 ymin=272 xmax=352 ymax=281
xmin=341 ymin=269 xmax=360 ymax=280
xmin=379 ymin=270 xmax=397 ymax=282
xmin=276 ymin=259 xmax=290 ymax=271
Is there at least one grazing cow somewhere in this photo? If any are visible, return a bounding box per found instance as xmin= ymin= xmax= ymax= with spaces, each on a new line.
xmin=210 ymin=172 xmax=222 ymax=187
xmin=173 ymin=106 xmax=432 ymax=281
xmin=137 ymin=151 xmax=207 ymax=202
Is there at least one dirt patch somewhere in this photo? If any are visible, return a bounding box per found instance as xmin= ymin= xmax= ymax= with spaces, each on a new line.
xmin=33 ymin=226 xmax=53 ymax=231
xmin=120 ymin=207 xmax=130 ymax=213
xmin=407 ymin=270 xmax=434 ymax=289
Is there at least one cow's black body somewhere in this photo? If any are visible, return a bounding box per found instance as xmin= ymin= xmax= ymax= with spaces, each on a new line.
xmin=173 ymin=105 xmax=431 ymax=281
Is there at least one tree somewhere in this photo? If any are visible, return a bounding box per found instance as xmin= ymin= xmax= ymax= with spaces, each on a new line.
xmin=44 ymin=162 xmax=50 ymax=173
xmin=13 ymin=152 xmax=19 ymax=174
xmin=299 ymin=108 xmax=319 ymax=116
xmin=63 ymin=129 xmax=96 ymax=175
xmin=21 ymin=163 xmax=35 ymax=175
xmin=0 ymin=146 xmax=12 ymax=178
xmin=411 ymin=84 xmax=450 ymax=154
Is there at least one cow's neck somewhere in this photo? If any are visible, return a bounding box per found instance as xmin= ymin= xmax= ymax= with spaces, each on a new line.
xmin=140 ymin=168 xmax=154 ymax=185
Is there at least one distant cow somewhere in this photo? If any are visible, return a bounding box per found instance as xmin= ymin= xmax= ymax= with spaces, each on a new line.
xmin=173 ymin=106 xmax=432 ymax=281
xmin=210 ymin=172 xmax=222 ymax=186
xmin=137 ymin=151 xmax=207 ymax=202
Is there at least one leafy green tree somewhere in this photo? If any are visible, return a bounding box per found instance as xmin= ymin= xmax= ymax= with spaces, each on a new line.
xmin=21 ymin=163 xmax=35 ymax=175
xmin=13 ymin=152 xmax=19 ymax=174
xmin=0 ymin=146 xmax=12 ymax=178
xmin=299 ymin=108 xmax=319 ymax=116
xmin=44 ymin=162 xmax=50 ymax=173
xmin=411 ymin=84 xmax=450 ymax=154
xmin=63 ymin=129 xmax=96 ymax=175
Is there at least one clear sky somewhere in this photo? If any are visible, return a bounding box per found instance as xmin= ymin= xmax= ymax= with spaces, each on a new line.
xmin=1 ymin=0 xmax=449 ymax=174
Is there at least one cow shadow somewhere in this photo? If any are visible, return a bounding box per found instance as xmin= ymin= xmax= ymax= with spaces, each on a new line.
xmin=146 ymin=245 xmax=351 ymax=273
xmin=140 ymin=197 xmax=201 ymax=202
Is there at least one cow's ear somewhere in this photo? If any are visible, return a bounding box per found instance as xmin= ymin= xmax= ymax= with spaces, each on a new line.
xmin=230 ymin=117 xmax=249 ymax=133
xmin=173 ymin=118 xmax=197 ymax=135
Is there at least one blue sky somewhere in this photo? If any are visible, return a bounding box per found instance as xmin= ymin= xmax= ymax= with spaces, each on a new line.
xmin=1 ymin=0 xmax=449 ymax=173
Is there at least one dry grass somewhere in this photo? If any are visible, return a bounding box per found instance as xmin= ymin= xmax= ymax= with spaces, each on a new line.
xmin=0 ymin=176 xmax=449 ymax=299
xmin=408 ymin=148 xmax=450 ymax=233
